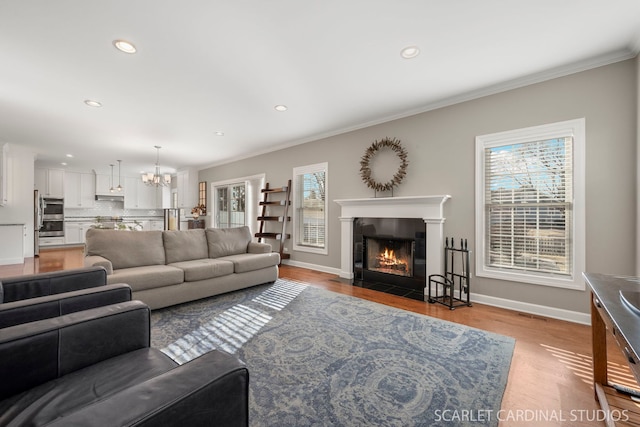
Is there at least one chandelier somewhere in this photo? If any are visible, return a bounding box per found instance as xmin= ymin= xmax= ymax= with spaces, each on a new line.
xmin=141 ymin=145 xmax=172 ymax=186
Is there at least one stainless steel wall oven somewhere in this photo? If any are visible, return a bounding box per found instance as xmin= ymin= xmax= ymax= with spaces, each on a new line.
xmin=40 ymin=198 xmax=64 ymax=237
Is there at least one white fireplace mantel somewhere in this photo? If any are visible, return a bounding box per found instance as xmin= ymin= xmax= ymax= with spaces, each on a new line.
xmin=334 ymin=195 xmax=451 ymax=291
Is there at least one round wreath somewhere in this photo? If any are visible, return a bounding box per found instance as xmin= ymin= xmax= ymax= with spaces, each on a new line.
xmin=359 ymin=137 xmax=408 ymax=192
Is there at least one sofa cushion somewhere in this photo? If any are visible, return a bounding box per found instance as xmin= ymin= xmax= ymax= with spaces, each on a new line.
xmin=206 ymin=227 xmax=252 ymax=258
xmin=163 ymin=230 xmax=208 ymax=264
xmin=107 ymin=265 xmax=184 ymax=292
xmin=219 ymin=253 xmax=281 ymax=274
xmin=85 ymin=229 xmax=166 ymax=270
xmin=168 ymin=259 xmax=234 ymax=282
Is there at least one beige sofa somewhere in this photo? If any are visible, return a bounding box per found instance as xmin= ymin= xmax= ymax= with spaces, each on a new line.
xmin=84 ymin=226 xmax=280 ymax=310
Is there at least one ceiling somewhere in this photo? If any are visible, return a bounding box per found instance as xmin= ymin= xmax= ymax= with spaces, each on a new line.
xmin=1 ymin=1 xmax=639 ymax=176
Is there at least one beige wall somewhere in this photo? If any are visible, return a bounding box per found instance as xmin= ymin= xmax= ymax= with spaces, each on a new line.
xmin=200 ymin=58 xmax=638 ymax=315
xmin=637 ymin=53 xmax=640 ymax=275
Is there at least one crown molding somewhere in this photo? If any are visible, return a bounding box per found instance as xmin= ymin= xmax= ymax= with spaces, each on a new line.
xmin=199 ymin=49 xmax=638 ymax=171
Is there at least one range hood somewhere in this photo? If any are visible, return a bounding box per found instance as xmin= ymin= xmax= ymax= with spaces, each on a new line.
xmin=95 ymin=194 xmax=125 ymax=202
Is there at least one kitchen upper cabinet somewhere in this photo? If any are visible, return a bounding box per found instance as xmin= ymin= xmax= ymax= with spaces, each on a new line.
xmin=64 ymin=172 xmax=95 ymax=208
xmin=176 ymin=169 xmax=197 ymax=209
xmin=124 ymin=177 xmax=158 ymax=209
xmin=124 ymin=177 xmax=138 ymax=209
xmin=35 ymin=168 xmax=64 ymax=198
xmin=95 ymin=174 xmax=114 ymax=195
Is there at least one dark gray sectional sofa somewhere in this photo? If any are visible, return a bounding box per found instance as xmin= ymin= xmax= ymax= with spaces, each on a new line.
xmin=84 ymin=226 xmax=280 ymax=309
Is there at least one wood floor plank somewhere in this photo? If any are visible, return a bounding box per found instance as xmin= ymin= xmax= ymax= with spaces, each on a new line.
xmin=1 ymin=248 xmax=633 ymax=426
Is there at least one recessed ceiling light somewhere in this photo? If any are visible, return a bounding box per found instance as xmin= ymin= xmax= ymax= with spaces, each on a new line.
xmin=61 ymin=162 xmax=67 ymax=166
xmin=400 ymin=46 xmax=420 ymax=59
xmin=84 ymin=99 xmax=102 ymax=107
xmin=274 ymin=105 xmax=288 ymax=112
xmin=113 ymin=39 xmax=137 ymax=54
xmin=215 ymin=131 xmax=225 ymax=136
xmin=66 ymin=154 xmax=74 ymax=158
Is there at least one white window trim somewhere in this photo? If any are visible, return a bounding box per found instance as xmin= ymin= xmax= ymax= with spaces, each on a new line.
xmin=210 ymin=173 xmax=266 ymax=236
xmin=474 ymin=118 xmax=586 ymax=291
xmin=293 ymin=162 xmax=328 ymax=255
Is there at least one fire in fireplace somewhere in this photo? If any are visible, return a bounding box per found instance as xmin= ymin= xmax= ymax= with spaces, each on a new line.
xmin=365 ymin=237 xmax=413 ymax=277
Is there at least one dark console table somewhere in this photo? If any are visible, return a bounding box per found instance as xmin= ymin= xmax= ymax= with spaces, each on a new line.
xmin=188 ymin=219 xmax=205 ymax=229
xmin=584 ymin=273 xmax=640 ymax=426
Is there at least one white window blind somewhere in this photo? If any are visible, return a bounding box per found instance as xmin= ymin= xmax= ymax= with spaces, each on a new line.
xmin=293 ymin=162 xmax=328 ymax=255
xmin=485 ymin=137 xmax=573 ymax=276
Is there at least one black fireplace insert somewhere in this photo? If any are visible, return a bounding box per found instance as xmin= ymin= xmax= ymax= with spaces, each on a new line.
xmin=353 ymin=217 xmax=426 ymax=293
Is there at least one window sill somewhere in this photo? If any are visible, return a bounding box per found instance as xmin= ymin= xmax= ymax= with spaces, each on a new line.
xmin=293 ymin=244 xmax=328 ymax=255
xmin=477 ymin=268 xmax=585 ymax=291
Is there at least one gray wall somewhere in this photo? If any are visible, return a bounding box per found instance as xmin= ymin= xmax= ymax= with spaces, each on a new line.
xmin=200 ymin=58 xmax=638 ymax=314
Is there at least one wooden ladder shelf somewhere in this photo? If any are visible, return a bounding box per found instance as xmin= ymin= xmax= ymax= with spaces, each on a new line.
xmin=255 ymin=180 xmax=291 ymax=260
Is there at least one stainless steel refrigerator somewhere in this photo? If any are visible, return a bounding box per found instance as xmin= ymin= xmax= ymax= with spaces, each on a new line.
xmin=34 ymin=189 xmax=43 ymax=256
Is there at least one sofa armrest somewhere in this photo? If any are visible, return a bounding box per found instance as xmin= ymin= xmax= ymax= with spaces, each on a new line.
xmin=84 ymin=255 xmax=113 ymax=275
xmin=247 ymin=241 xmax=272 ymax=254
xmin=0 ymin=266 xmax=107 ymax=303
xmin=0 ymin=283 xmax=132 ymax=329
xmin=0 ymin=301 xmax=150 ymax=400
xmin=46 ymin=349 xmax=249 ymax=427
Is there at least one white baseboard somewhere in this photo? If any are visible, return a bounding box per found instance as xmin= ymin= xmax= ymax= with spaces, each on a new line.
xmin=281 ymin=259 xmax=342 ymax=276
xmin=0 ymin=257 xmax=24 ymax=266
xmin=281 ymin=260 xmax=591 ymax=325
xmin=469 ymin=293 xmax=591 ymax=325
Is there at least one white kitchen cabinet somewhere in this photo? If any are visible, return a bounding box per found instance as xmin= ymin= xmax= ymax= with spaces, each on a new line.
xmin=95 ymin=174 xmax=114 ymax=195
xmin=65 ymin=222 xmax=92 ymax=245
xmin=64 ymin=172 xmax=95 ymax=208
xmin=0 ymin=143 xmax=8 ymax=206
xmin=65 ymin=223 xmax=82 ymax=245
xmin=139 ymin=184 xmax=157 ymax=209
xmin=124 ymin=177 xmax=138 ymax=209
xmin=0 ymin=224 xmax=24 ymax=265
xmin=125 ymin=177 xmax=161 ymax=209
xmin=39 ymin=236 xmax=65 ymax=247
xmin=124 ymin=177 xmax=139 ymax=208
xmin=35 ymin=168 xmax=65 ymax=198
xmin=150 ymin=220 xmax=164 ymax=231
xmin=176 ymin=169 xmax=197 ymax=209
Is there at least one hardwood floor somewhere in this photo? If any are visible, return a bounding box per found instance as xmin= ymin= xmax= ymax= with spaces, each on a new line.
xmin=2 ymin=248 xmax=634 ymax=426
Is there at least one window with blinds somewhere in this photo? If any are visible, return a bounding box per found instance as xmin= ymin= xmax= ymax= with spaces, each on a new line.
xmin=485 ymin=137 xmax=572 ymax=276
xmin=293 ymin=162 xmax=328 ymax=255
xmin=475 ymin=119 xmax=585 ymax=290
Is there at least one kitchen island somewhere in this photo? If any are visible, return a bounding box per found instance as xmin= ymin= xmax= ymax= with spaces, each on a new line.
xmin=62 ymin=216 xmax=164 ymax=246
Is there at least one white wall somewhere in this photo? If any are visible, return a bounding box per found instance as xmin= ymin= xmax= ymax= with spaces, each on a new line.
xmin=199 ymin=58 xmax=638 ymax=316
xmin=0 ymin=144 xmax=36 ymax=257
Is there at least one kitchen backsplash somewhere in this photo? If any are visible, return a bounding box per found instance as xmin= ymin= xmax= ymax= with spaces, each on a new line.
xmin=64 ymin=200 xmax=164 ymax=218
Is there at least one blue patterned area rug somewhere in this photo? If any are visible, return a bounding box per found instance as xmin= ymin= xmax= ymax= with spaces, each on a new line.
xmin=151 ymin=279 xmax=514 ymax=427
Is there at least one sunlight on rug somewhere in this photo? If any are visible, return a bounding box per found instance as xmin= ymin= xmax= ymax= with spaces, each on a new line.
xmin=154 ymin=280 xmax=306 ymax=362
xmin=151 ymin=279 xmax=514 ymax=426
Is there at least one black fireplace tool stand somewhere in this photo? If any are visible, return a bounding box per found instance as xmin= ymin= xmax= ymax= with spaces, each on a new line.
xmin=427 ymin=238 xmax=472 ymax=310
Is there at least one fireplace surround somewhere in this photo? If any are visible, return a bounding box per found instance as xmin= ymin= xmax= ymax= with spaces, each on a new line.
xmin=335 ymin=195 xmax=451 ymax=296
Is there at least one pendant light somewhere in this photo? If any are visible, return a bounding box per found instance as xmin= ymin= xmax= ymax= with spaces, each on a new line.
xmin=116 ymin=160 xmax=123 ymax=192
xmin=109 ymin=164 xmax=115 ymax=193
